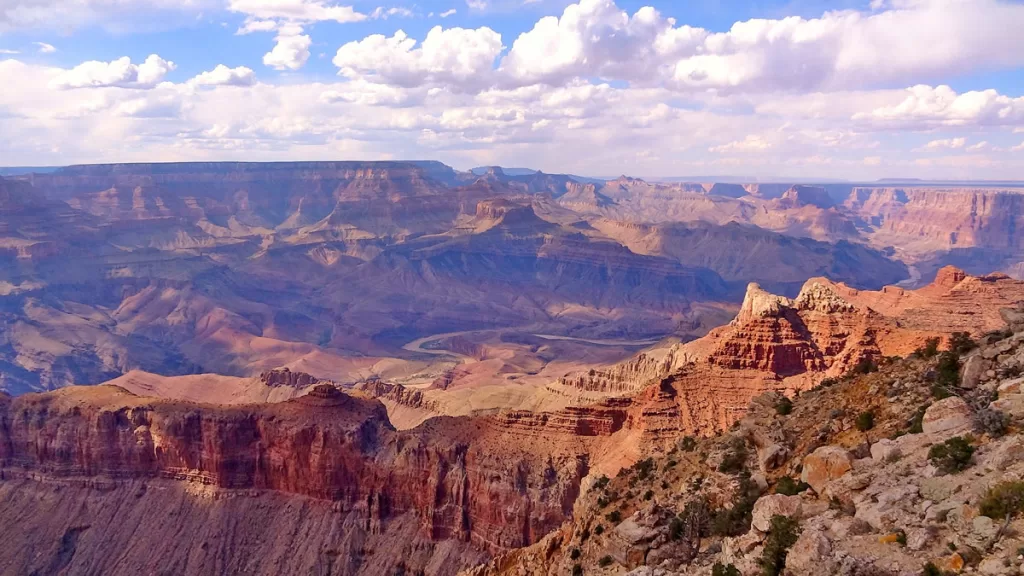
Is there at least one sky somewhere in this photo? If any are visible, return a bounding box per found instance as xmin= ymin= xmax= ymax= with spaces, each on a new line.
xmin=1 ymin=0 xmax=1023 ymax=180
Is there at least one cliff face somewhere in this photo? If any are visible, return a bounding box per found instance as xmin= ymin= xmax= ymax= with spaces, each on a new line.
xmin=0 ymin=383 xmax=620 ymax=574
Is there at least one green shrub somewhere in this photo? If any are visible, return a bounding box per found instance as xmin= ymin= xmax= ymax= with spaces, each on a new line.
xmin=979 ymin=481 xmax=1024 ymax=520
xmin=775 ymin=476 xmax=810 ymax=496
xmin=712 ymin=563 xmax=741 ymax=576
xmin=949 ymin=332 xmax=977 ymax=355
xmin=570 ymin=547 xmax=581 ymax=560
xmin=851 ymin=358 xmax=878 ymax=375
xmin=928 ymin=436 xmax=975 ymax=474
xmin=775 ymin=396 xmax=793 ymax=416
xmin=571 ymin=564 xmax=583 ymax=576
xmin=598 ymin=556 xmax=613 ymax=568
xmin=643 ymin=490 xmax=654 ymax=501
xmin=935 ymin=351 xmax=961 ymax=390
xmin=711 ymin=475 xmax=759 ymax=537
xmin=605 ymin=510 xmax=622 ymax=523
xmin=909 ymin=405 xmax=928 ymax=434
xmin=592 ymin=475 xmax=609 ymax=491
xmin=594 ymin=524 xmax=604 ymax=535
xmin=974 ymin=407 xmax=1010 ymax=438
xmin=921 ymin=337 xmax=941 ymax=359
xmin=580 ymin=527 xmax=590 ymax=542
xmin=679 ymin=436 xmax=697 ymax=452
xmin=856 ymin=411 xmax=875 ymax=432
xmin=634 ymin=458 xmax=655 ymax=481
xmin=758 ymin=515 xmax=801 ymax=576
xmin=718 ymin=438 xmax=749 ymax=474
xmin=896 ymin=530 xmax=907 ymax=546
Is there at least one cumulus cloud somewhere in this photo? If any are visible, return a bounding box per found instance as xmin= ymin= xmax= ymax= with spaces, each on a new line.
xmin=371 ymin=7 xmax=414 ymax=19
xmin=709 ymin=135 xmax=771 ymax=153
xmin=264 ymin=27 xmax=312 ymax=70
xmin=924 ymin=137 xmax=966 ymax=150
xmin=191 ymin=64 xmax=256 ymax=86
xmin=854 ymin=84 xmax=1024 ymax=129
xmin=333 ymin=26 xmax=503 ymax=90
xmin=50 ymin=55 xmax=176 ymax=89
xmin=493 ymin=0 xmax=1024 ymax=93
xmin=228 ymin=0 xmax=366 ymax=23
xmin=236 ymin=19 xmax=278 ymax=34
xmin=34 ymin=42 xmax=55 ymax=53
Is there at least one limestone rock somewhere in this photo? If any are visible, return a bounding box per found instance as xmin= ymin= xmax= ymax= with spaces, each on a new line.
xmin=870 ymin=439 xmax=902 ymax=462
xmin=801 ymin=446 xmax=853 ymax=494
xmin=751 ymin=494 xmax=803 ymax=532
xmin=922 ymin=397 xmax=973 ymax=437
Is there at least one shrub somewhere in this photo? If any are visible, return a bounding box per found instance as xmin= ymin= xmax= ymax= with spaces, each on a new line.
xmin=598 ymin=556 xmax=613 ymax=568
xmin=718 ymin=438 xmax=749 ymax=474
xmin=679 ymin=436 xmax=697 ymax=452
xmin=580 ymin=527 xmax=590 ymax=542
xmin=928 ymin=436 xmax=975 ymax=474
xmin=936 ymin=351 xmax=961 ymax=390
xmin=605 ymin=510 xmax=622 ymax=523
xmin=571 ymin=564 xmax=583 ymax=576
xmin=921 ymin=337 xmax=941 ymax=359
xmin=758 ymin=515 xmax=801 ymax=576
xmin=594 ymin=524 xmax=604 ymax=535
xmin=896 ymin=530 xmax=907 ymax=546
xmin=570 ymin=548 xmax=581 ymax=560
xmin=909 ymin=405 xmax=928 ymax=434
xmin=634 ymin=458 xmax=656 ymax=481
xmin=851 ymin=358 xmax=879 ymax=375
xmin=949 ymin=332 xmax=977 ymax=355
xmin=979 ymin=481 xmax=1024 ymax=520
xmin=775 ymin=396 xmax=793 ymax=416
xmin=819 ymin=377 xmax=838 ymax=388
xmin=775 ymin=476 xmax=810 ymax=496
xmin=643 ymin=490 xmax=654 ymax=501
xmin=592 ymin=475 xmax=609 ymax=491
xmin=855 ymin=411 xmax=875 ymax=432
xmin=974 ymin=407 xmax=1010 ymax=438
xmin=711 ymin=475 xmax=759 ymax=537
xmin=712 ymin=563 xmax=741 ymax=576
xmin=672 ymin=498 xmax=711 ymax=541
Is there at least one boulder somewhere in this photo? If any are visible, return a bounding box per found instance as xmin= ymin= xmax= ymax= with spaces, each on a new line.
xmin=922 ymin=397 xmax=973 ymax=437
xmin=801 ymin=446 xmax=853 ymax=494
xmin=759 ymin=443 xmax=788 ymax=472
xmin=784 ymin=528 xmax=833 ymax=576
xmin=751 ymin=494 xmax=803 ymax=532
xmin=870 ymin=439 xmax=901 ymax=462
xmin=961 ymin=355 xmax=987 ymax=389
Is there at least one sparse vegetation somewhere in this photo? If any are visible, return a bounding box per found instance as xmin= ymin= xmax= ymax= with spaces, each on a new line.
xmin=909 ymin=405 xmax=928 ymax=434
xmin=598 ymin=555 xmax=613 ymax=568
xmin=775 ymin=476 xmax=810 ymax=496
xmin=775 ymin=396 xmax=793 ymax=416
xmin=928 ymin=436 xmax=975 ymax=474
xmin=923 ymin=562 xmax=955 ymax=576
xmin=758 ymin=515 xmax=801 ymax=576
xmin=679 ymin=436 xmax=697 ymax=452
xmin=592 ymin=476 xmax=609 ymax=491
xmin=570 ymin=548 xmax=581 ymax=560
xmin=605 ymin=510 xmax=622 ymax=524
xmin=718 ymin=437 xmax=749 ymax=474
xmin=918 ymin=337 xmax=942 ymax=359
xmin=571 ymin=564 xmax=583 ymax=576
xmin=979 ymin=481 xmax=1024 ymax=520
xmin=643 ymin=490 xmax=654 ymax=501
xmin=855 ymin=410 xmax=875 ymax=432
xmin=713 ymin=563 xmax=741 ymax=576
xmin=634 ymin=458 xmax=655 ymax=481
xmin=949 ymin=332 xmax=977 ymax=355
xmin=974 ymin=406 xmax=1010 ymax=438
xmin=851 ymin=358 xmax=879 ymax=375
xmin=594 ymin=524 xmax=604 ymax=536
xmin=711 ymin=475 xmax=759 ymax=537
xmin=935 ymin=351 xmax=962 ymax=391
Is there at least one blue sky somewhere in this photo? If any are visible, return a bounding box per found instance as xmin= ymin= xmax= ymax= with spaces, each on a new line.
xmin=1 ymin=0 xmax=1023 ymax=179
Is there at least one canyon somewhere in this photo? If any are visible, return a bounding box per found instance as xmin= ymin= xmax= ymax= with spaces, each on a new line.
xmin=4 ymin=161 xmax=1024 ymax=575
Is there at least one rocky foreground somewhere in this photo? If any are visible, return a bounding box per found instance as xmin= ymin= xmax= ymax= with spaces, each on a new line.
xmin=468 ymin=316 xmax=1024 ymax=576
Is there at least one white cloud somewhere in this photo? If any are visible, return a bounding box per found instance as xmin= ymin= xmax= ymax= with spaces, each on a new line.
xmin=466 ymin=0 xmax=487 ymax=9
xmin=33 ymin=42 xmax=55 ymax=53
xmin=854 ymin=84 xmax=1024 ymax=129
xmin=190 ymin=64 xmax=256 ymax=86
xmin=1012 ymin=142 xmax=1024 ymax=152
xmin=0 ymin=0 xmax=216 ymax=30
xmin=0 ymin=49 xmax=19 ymax=54
xmin=264 ymin=28 xmax=312 ymax=70
xmin=50 ymin=55 xmax=176 ymax=89
xmin=924 ymin=137 xmax=966 ymax=150
xmin=966 ymin=141 xmax=989 ymax=152
xmin=228 ymin=0 xmax=366 ymax=23
xmin=333 ymin=26 xmax=503 ymax=90
xmin=709 ymin=135 xmax=771 ymax=153
xmin=371 ymin=7 xmax=414 ymax=19
xmin=236 ymin=19 xmax=278 ymax=34
xmin=863 ymin=156 xmax=882 ymax=165
xmin=440 ymin=9 xmax=456 ymax=17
